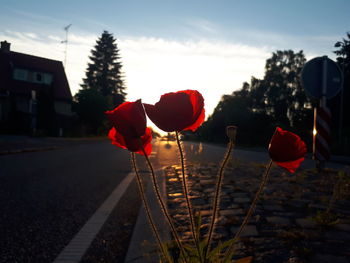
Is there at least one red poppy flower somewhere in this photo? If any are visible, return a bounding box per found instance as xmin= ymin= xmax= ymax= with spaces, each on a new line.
xmin=268 ymin=127 xmax=307 ymax=173
xmin=106 ymin=100 xmax=146 ymax=138
xmin=144 ymin=90 xmax=205 ymax=132
xmin=105 ymin=100 xmax=152 ymax=156
xmin=108 ymin=126 xmax=152 ymax=156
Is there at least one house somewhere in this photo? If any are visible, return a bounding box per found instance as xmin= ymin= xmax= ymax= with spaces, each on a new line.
xmin=0 ymin=40 xmax=73 ymax=136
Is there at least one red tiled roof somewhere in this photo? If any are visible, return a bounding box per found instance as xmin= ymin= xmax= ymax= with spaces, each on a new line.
xmin=0 ymin=50 xmax=72 ymax=101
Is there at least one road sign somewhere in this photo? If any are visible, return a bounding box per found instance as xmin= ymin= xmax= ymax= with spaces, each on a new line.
xmin=301 ymin=56 xmax=343 ymax=99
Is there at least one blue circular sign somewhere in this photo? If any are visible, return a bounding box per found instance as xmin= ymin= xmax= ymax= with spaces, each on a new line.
xmin=301 ymin=56 xmax=343 ymax=99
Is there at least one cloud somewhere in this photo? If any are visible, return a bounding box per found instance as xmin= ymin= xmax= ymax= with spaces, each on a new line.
xmin=118 ymin=37 xmax=271 ymax=117
xmin=23 ymin=32 xmax=38 ymax=40
xmin=185 ymin=18 xmax=219 ymax=34
xmin=68 ymin=33 xmax=97 ymax=45
xmin=48 ymin=35 xmax=62 ymax=42
xmin=1 ymin=30 xmax=63 ymax=58
xmin=1 ymin=31 xmax=271 ymax=118
xmin=222 ymin=27 xmax=339 ymax=60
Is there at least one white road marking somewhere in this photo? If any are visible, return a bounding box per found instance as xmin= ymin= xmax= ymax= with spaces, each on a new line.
xmin=53 ymin=172 xmax=135 ymax=263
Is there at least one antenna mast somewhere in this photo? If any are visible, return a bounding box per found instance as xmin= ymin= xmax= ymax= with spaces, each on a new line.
xmin=61 ymin=24 xmax=72 ymax=68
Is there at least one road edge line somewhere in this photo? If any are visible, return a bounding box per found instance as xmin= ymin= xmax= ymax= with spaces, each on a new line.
xmin=53 ymin=172 xmax=135 ymax=263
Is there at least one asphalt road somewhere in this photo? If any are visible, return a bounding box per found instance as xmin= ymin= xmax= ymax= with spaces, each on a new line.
xmin=0 ymin=138 xmax=347 ymax=263
xmin=0 ymin=138 xmax=183 ymax=263
xmin=180 ymin=140 xmax=348 ymax=170
xmin=0 ymin=140 xmax=135 ymax=262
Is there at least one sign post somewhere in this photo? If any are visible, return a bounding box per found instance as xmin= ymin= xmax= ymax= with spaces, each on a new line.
xmin=301 ymin=56 xmax=343 ymax=169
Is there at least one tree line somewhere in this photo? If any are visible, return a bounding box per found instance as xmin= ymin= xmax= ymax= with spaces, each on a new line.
xmin=72 ymin=30 xmax=350 ymax=155
xmin=196 ymin=33 xmax=350 ymax=154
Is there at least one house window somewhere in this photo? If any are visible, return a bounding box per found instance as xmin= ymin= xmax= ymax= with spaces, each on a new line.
xmin=13 ymin=68 xmax=28 ymax=81
xmin=13 ymin=68 xmax=53 ymax=85
xmin=31 ymin=72 xmax=42 ymax=83
xmin=32 ymin=72 xmax=53 ymax=85
xmin=36 ymin=73 xmax=42 ymax=82
xmin=43 ymin=73 xmax=53 ymax=85
xmin=27 ymin=71 xmax=34 ymax=82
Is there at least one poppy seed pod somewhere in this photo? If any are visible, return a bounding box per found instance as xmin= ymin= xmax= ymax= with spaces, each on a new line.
xmin=226 ymin=125 xmax=237 ymax=142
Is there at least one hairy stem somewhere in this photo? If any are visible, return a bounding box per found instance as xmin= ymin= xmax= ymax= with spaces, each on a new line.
xmin=175 ymin=131 xmax=202 ymax=262
xmin=224 ymin=159 xmax=273 ymax=261
xmin=205 ymin=138 xmax=234 ymax=260
xmin=131 ymin=153 xmax=167 ymax=261
xmin=138 ymin=140 xmax=188 ymax=263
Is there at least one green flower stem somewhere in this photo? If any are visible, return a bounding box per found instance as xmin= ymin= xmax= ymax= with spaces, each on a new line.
xmin=224 ymin=159 xmax=273 ymax=261
xmin=138 ymin=140 xmax=188 ymax=263
xmin=175 ymin=131 xmax=202 ymax=262
xmin=205 ymin=138 xmax=234 ymax=260
xmin=131 ymin=153 xmax=167 ymax=261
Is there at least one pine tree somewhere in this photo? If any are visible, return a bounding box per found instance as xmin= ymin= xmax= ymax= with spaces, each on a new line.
xmin=74 ymin=31 xmax=126 ymax=135
xmin=81 ymin=30 xmax=126 ymax=106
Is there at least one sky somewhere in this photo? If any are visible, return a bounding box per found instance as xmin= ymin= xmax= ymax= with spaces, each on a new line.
xmin=0 ymin=0 xmax=349 ymax=133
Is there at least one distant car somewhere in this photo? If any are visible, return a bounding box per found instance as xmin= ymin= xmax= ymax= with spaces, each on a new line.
xmin=160 ymin=135 xmax=175 ymax=141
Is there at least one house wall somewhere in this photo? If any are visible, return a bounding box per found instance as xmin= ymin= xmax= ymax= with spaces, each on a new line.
xmin=0 ymin=95 xmax=32 ymax=134
xmin=15 ymin=96 xmax=30 ymax=113
xmin=54 ymin=101 xmax=72 ymax=116
xmin=0 ymin=99 xmax=10 ymax=121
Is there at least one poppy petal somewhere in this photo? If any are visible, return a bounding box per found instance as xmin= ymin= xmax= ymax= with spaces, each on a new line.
xmin=108 ymin=127 xmax=127 ymax=150
xmin=108 ymin=127 xmax=152 ymax=156
xmin=106 ymin=100 xmax=146 ymax=137
xmin=184 ymin=107 xmax=205 ymax=132
xmin=144 ymin=90 xmax=205 ymax=132
xmin=106 ymin=100 xmax=152 ymax=156
xmin=274 ymin=158 xmax=305 ymax=173
xmin=268 ymin=127 xmax=307 ymax=173
xmin=143 ymin=103 xmax=176 ymax=132
xmin=133 ymin=128 xmax=153 ymax=156
xmin=181 ymin=90 xmax=205 ymax=132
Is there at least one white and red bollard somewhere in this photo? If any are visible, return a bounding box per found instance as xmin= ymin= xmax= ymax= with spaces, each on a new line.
xmin=313 ymin=106 xmax=331 ymax=167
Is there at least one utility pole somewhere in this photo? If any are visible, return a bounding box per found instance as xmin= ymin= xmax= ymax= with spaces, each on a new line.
xmin=61 ymin=24 xmax=72 ymax=68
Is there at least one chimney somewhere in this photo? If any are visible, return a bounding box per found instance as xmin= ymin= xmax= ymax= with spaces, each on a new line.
xmin=1 ymin=41 xmax=11 ymax=53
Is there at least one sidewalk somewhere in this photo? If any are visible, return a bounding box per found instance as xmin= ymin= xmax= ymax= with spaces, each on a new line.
xmin=124 ymin=169 xmax=170 ymax=263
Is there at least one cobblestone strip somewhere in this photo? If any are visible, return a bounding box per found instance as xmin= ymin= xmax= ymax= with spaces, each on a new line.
xmin=165 ymin=163 xmax=350 ymax=263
